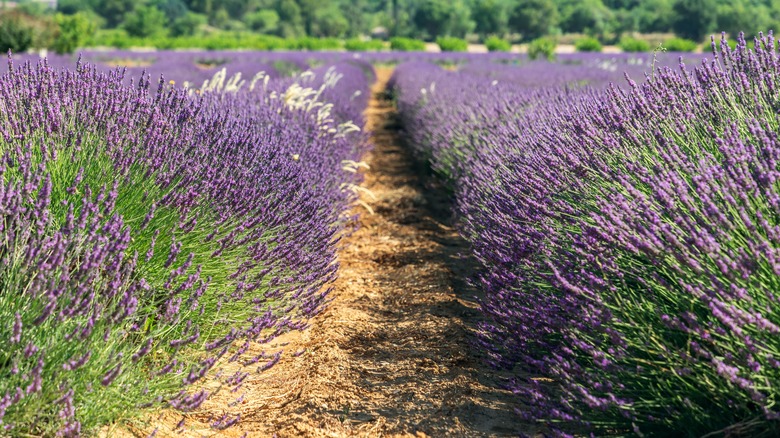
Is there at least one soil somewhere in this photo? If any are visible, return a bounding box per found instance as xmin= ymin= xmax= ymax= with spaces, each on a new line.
xmin=116 ymin=67 xmax=535 ymax=438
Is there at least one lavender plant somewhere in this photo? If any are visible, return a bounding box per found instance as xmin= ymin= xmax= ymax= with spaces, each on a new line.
xmin=392 ymin=32 xmax=780 ymax=436
xmin=0 ymin=56 xmax=370 ymax=435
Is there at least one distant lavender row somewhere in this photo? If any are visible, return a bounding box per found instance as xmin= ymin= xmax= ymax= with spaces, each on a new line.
xmin=391 ymin=33 xmax=780 ymax=436
xmin=388 ymin=56 xmax=638 ymax=181
xmin=0 ymin=56 xmax=371 ymax=435
xmin=1 ymin=49 xmax=700 ymax=90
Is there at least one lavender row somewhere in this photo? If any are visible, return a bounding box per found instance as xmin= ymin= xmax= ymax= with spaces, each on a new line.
xmin=0 ymin=56 xmax=371 ymax=435
xmin=391 ymin=34 xmax=780 ymax=436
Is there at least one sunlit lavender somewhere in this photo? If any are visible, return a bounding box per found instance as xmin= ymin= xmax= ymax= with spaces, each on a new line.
xmin=391 ymin=33 xmax=780 ymax=436
xmin=0 ymin=54 xmax=370 ymax=435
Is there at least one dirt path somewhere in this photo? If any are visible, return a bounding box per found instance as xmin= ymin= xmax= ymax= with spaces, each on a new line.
xmin=123 ymin=67 xmax=532 ymax=438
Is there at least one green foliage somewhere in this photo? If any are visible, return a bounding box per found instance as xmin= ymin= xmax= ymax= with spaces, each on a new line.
xmin=50 ymin=0 xmax=780 ymax=49
xmin=609 ymin=8 xmax=637 ymax=38
xmin=663 ymin=36 xmax=698 ymax=51
xmin=171 ymin=12 xmax=207 ymax=37
xmin=473 ymin=0 xmax=509 ymax=37
xmin=93 ymin=0 xmax=136 ymax=28
xmin=153 ymin=0 xmax=189 ymax=21
xmin=390 ymin=36 xmax=426 ymax=51
xmin=15 ymin=0 xmax=50 ymax=17
xmin=558 ymin=0 xmax=614 ymax=36
xmin=527 ymin=36 xmax=556 ymax=60
xmin=276 ymin=0 xmax=305 ymax=37
xmin=0 ymin=11 xmax=34 ymax=53
xmin=413 ymin=0 xmax=474 ymax=38
xmin=436 ymin=36 xmax=468 ymax=52
xmin=246 ymin=9 xmax=280 ymax=33
xmin=220 ymin=0 xmax=257 ymax=18
xmin=632 ymin=0 xmax=674 ymax=32
xmin=211 ymin=7 xmax=232 ymax=28
xmin=509 ymin=0 xmax=559 ymax=41
xmin=672 ymin=0 xmax=718 ymax=40
xmin=85 ymin=30 xmax=348 ymax=51
xmin=338 ymin=0 xmax=370 ymax=37
xmin=574 ymin=36 xmax=602 ymax=52
xmin=717 ymin=2 xmax=771 ymax=39
xmin=90 ymin=29 xmax=130 ymax=48
xmin=0 ymin=10 xmax=52 ymax=53
xmin=619 ymin=35 xmax=651 ymax=52
xmin=292 ymin=36 xmax=342 ymax=50
xmin=485 ymin=35 xmax=511 ymax=52
xmin=344 ymin=38 xmax=385 ymax=51
xmin=122 ymin=6 xmax=169 ymax=38
xmin=298 ymin=0 xmax=320 ymax=35
xmin=447 ymin=0 xmax=477 ymax=37
xmin=310 ymin=6 xmax=349 ymax=37
xmin=413 ymin=0 xmax=447 ymax=38
xmin=188 ymin=0 xmax=214 ymax=15
xmin=57 ymin=0 xmax=92 ymax=14
xmin=52 ymin=12 xmax=96 ymax=54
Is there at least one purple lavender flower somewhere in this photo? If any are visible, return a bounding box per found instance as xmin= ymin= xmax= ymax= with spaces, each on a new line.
xmin=391 ymin=31 xmax=780 ymax=436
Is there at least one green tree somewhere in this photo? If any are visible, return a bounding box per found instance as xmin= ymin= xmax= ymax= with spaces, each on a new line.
xmin=298 ymin=0 xmax=322 ymax=35
xmin=0 ymin=8 xmax=55 ymax=50
xmin=672 ymin=0 xmax=717 ymax=40
xmin=413 ymin=0 xmax=473 ymax=38
xmin=187 ymin=0 xmax=213 ymax=16
xmin=413 ymin=0 xmax=453 ymax=37
xmin=634 ymin=0 xmax=674 ymax=33
xmin=558 ymin=0 xmax=613 ymax=35
xmin=171 ymin=11 xmax=207 ymax=36
xmin=0 ymin=10 xmax=35 ymax=53
xmin=152 ymin=0 xmax=189 ymax=21
xmin=52 ymin=12 xmax=96 ymax=54
xmin=15 ymin=1 xmax=49 ymax=17
xmin=717 ymin=1 xmax=770 ymax=39
xmin=311 ymin=6 xmax=349 ymax=37
xmin=211 ymin=7 xmax=231 ymax=27
xmin=222 ymin=0 xmax=263 ymax=18
xmin=374 ymin=0 xmax=417 ymax=37
xmin=509 ymin=0 xmax=558 ymax=40
xmin=57 ymin=0 xmax=92 ymax=15
xmin=602 ymin=0 xmax=640 ymax=7
xmin=473 ymin=0 xmax=509 ymax=36
xmin=276 ymin=0 xmax=304 ymax=37
xmin=341 ymin=0 xmax=370 ymax=37
xmin=92 ymin=0 xmax=135 ymax=27
xmin=610 ymin=7 xmax=637 ymax=37
xmin=770 ymin=0 xmax=780 ymax=30
xmin=122 ymin=5 xmax=168 ymax=38
xmin=448 ymin=0 xmax=475 ymax=37
xmin=246 ymin=9 xmax=280 ymax=33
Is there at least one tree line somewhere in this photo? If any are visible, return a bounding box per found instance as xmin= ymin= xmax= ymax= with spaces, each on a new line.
xmin=1 ymin=0 xmax=777 ymax=52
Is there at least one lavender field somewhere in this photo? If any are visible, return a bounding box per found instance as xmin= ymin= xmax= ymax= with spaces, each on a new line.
xmin=0 ymin=52 xmax=372 ymax=435
xmin=392 ymin=33 xmax=780 ymax=436
xmin=1 ymin=34 xmax=778 ymax=437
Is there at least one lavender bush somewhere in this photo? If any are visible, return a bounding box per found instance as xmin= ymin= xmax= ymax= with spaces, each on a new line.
xmin=392 ymin=33 xmax=780 ymax=436
xmin=0 ymin=55 xmax=370 ymax=435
